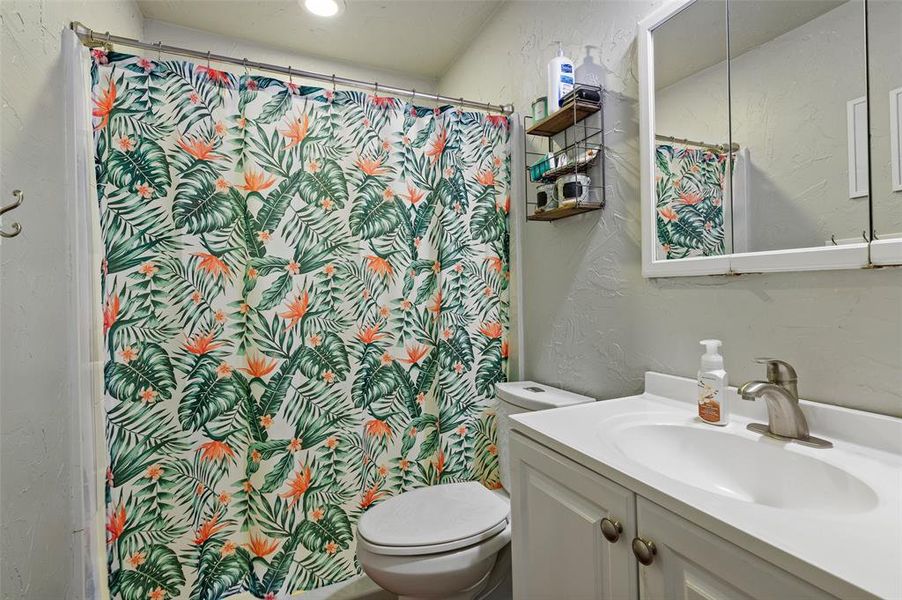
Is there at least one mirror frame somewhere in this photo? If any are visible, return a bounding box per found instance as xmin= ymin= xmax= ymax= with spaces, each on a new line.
xmin=638 ymin=0 xmax=875 ymax=278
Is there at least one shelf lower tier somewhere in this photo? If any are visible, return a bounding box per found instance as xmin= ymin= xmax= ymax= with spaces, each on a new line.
xmin=527 ymin=204 xmax=603 ymax=221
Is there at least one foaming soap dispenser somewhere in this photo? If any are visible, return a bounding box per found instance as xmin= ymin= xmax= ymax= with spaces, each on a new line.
xmin=697 ymin=339 xmax=728 ymax=425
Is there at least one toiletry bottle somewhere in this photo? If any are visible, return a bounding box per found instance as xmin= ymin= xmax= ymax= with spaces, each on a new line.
xmin=697 ymin=339 xmax=728 ymax=425
xmin=547 ymin=42 xmax=573 ymax=114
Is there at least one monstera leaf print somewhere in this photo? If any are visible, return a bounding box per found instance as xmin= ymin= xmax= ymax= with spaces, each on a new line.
xmin=172 ymin=171 xmax=240 ymax=233
xmin=112 ymin=544 xmax=185 ymax=600
xmin=93 ymin=50 xmax=510 ymax=600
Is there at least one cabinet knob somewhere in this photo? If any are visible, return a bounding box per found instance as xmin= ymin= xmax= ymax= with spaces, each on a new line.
xmin=631 ymin=537 xmax=657 ymax=566
xmin=600 ymin=517 xmax=622 ymax=543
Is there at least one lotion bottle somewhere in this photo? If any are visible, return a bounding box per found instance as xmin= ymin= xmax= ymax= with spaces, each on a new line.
xmin=697 ymin=339 xmax=728 ymax=425
xmin=547 ymin=42 xmax=574 ymax=114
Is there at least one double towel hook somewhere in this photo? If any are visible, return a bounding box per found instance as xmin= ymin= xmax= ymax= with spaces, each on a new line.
xmin=1 ymin=190 xmax=24 ymax=238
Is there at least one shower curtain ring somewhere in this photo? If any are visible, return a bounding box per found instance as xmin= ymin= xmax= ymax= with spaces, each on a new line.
xmin=374 ymin=82 xmax=379 ymax=97
xmin=206 ymin=50 xmax=211 ymax=70
xmin=331 ymin=74 xmax=336 ymax=94
xmin=242 ymin=58 xmax=249 ymax=74
xmin=831 ymin=234 xmax=837 ymax=246
xmin=156 ymin=41 xmax=162 ymax=61
xmin=287 ymin=65 xmax=293 ymax=85
xmin=409 ymin=88 xmax=416 ymax=105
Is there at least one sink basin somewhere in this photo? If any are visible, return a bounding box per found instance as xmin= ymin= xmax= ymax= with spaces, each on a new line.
xmin=607 ymin=421 xmax=878 ymax=513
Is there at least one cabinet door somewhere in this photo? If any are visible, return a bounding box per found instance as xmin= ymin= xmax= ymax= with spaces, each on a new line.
xmin=636 ymin=498 xmax=836 ymax=600
xmin=510 ymin=433 xmax=638 ymax=600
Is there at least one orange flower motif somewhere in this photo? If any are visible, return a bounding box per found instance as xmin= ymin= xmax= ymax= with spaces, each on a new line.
xmin=193 ymin=252 xmax=230 ymax=279
xmin=323 ymin=263 xmax=335 ymax=277
xmin=242 ymin=480 xmax=254 ymax=493
xmin=247 ymin=532 xmax=279 ymax=558
xmin=286 ymin=261 xmax=300 ymax=275
xmin=119 ymin=346 xmax=137 ymax=363
xmin=183 ymin=331 xmax=222 ymax=355
xmin=679 ymin=192 xmax=703 ymax=206
xmin=287 ymin=438 xmax=302 ymax=452
xmin=380 ymin=352 xmax=393 ymax=366
xmin=498 ymin=195 xmax=511 ymax=214
xmin=426 ymin=128 xmax=448 ymax=164
xmin=194 ymin=513 xmax=227 ymax=545
xmin=359 ymin=483 xmax=385 ymax=509
xmin=365 ymin=419 xmax=392 ymax=439
xmin=199 ymin=440 xmax=235 ymax=462
xmin=216 ymin=362 xmax=233 ymax=378
xmin=126 ymin=551 xmax=146 ymax=569
xmin=402 ymin=183 xmax=425 ymax=205
xmin=476 ymin=170 xmax=495 ymax=186
xmin=501 ymin=340 xmax=509 ymax=358
xmin=479 ymin=322 xmax=503 ymax=339
xmin=325 ymin=541 xmax=338 ymax=555
xmin=106 ymin=505 xmax=126 ymax=543
xmin=357 ymin=324 xmax=385 ymax=344
xmin=251 ymin=449 xmax=262 ymax=463
xmin=139 ymin=262 xmax=157 ymax=277
xmin=366 ymin=255 xmax=393 ymax=278
xmin=149 ymin=588 xmax=165 ymax=600
xmin=218 ymin=491 xmax=231 ymax=505
xmin=140 ymin=387 xmax=158 ymax=404
xmin=279 ymin=291 xmax=310 ymax=330
xmin=325 ymin=436 xmax=338 ymax=449
xmin=280 ymin=114 xmax=310 ymax=148
xmin=240 ymin=169 xmax=276 ymax=192
xmin=428 ymin=292 xmax=443 ymax=314
xmin=399 ymin=458 xmax=410 ymax=471
xmin=306 ymin=160 xmax=320 ymax=174
xmin=214 ymin=310 xmax=226 ymax=323
xmin=92 ymin=78 xmax=117 ymax=131
xmin=486 ymin=256 xmax=504 ymax=273
xmin=658 ymin=206 xmax=679 ymax=222
xmin=310 ymin=507 xmax=324 ymax=521
xmin=400 ymin=343 xmax=430 ymax=365
xmin=382 ymin=187 xmax=395 ymax=201
xmin=257 ymin=230 xmax=271 ymax=243
xmin=355 ymin=156 xmax=386 ymax=177
xmin=145 ymin=464 xmax=163 ymax=481
xmin=280 ymin=466 xmax=312 ymax=506
xmin=178 ymin=136 xmax=223 ymax=161
xmin=322 ymin=370 xmax=335 ymax=384
xmin=116 ymin=136 xmax=134 ymax=152
xmin=220 ymin=540 xmax=237 ymax=556
xmin=434 ymin=450 xmax=446 ymax=474
xmin=103 ymin=294 xmax=119 ymax=335
xmin=241 ymin=354 xmax=277 ymax=378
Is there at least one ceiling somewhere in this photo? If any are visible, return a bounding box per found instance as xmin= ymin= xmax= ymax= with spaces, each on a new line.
xmin=137 ymin=0 xmax=505 ymax=80
xmin=654 ymin=0 xmax=848 ymax=89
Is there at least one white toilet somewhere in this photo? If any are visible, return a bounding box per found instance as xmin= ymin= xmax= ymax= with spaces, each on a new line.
xmin=356 ymin=382 xmax=594 ymax=600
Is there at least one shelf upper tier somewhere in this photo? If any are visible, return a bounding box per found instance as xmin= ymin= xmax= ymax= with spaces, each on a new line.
xmin=527 ymin=99 xmax=601 ymax=137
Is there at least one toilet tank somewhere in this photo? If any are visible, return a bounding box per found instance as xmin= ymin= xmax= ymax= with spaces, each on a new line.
xmin=494 ymin=382 xmax=594 ymax=492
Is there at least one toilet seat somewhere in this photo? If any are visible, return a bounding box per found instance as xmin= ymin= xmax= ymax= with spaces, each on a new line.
xmin=357 ymin=481 xmax=510 ymax=557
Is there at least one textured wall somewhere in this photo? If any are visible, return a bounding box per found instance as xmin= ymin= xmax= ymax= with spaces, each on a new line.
xmin=656 ymin=0 xmax=870 ymax=251
xmin=438 ymin=0 xmax=902 ymax=417
xmin=0 ymin=4 xmax=144 ymax=599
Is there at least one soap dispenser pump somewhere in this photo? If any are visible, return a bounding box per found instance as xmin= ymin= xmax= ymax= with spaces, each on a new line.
xmin=697 ymin=339 xmax=728 ymax=425
xmin=547 ymin=41 xmax=574 ymax=114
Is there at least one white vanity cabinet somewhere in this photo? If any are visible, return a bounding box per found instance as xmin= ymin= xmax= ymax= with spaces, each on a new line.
xmin=509 ymin=434 xmax=638 ymax=600
xmin=510 ymin=433 xmax=838 ymax=600
xmin=636 ymin=498 xmax=834 ymax=600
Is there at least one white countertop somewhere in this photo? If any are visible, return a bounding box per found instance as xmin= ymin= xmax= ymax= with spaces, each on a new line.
xmin=510 ymin=372 xmax=902 ymax=600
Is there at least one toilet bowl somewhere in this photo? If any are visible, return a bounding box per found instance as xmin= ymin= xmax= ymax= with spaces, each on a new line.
xmin=356 ymin=382 xmax=594 ymax=600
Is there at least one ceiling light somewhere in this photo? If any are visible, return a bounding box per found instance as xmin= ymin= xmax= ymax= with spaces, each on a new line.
xmin=304 ymin=0 xmax=342 ymax=17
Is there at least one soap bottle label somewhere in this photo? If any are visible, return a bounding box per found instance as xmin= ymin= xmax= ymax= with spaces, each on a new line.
xmin=698 ymin=375 xmax=721 ymax=423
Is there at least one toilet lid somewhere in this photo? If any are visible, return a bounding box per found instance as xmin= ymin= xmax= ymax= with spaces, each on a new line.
xmin=357 ymin=482 xmax=510 ymax=556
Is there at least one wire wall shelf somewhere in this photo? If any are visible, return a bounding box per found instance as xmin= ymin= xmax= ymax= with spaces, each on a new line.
xmin=523 ymin=84 xmax=606 ymax=222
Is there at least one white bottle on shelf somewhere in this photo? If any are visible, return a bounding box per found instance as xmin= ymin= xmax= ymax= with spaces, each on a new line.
xmin=697 ymin=339 xmax=728 ymax=426
xmin=547 ymin=42 xmax=573 ymax=114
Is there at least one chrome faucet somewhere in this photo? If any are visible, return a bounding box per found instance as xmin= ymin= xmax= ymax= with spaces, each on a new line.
xmin=739 ymin=358 xmax=832 ymax=449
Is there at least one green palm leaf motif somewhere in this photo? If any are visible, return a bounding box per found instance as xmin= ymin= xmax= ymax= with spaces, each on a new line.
xmin=300 ymin=159 xmax=348 ymax=209
xmin=297 ymin=506 xmax=353 ymax=553
xmin=105 ymin=342 xmax=176 ymax=401
xmin=113 ymin=544 xmax=185 ymax=600
xmin=106 ymin=138 xmax=171 ymax=198
xmin=178 ymin=358 xmax=241 ymax=431
xmin=93 ymin=51 xmax=510 ymax=599
xmin=172 ymin=171 xmax=240 ymax=233
xmin=349 ymin=189 xmax=401 ymax=239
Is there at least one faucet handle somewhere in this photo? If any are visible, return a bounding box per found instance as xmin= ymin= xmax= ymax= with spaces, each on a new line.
xmin=754 ymin=358 xmax=798 ymax=395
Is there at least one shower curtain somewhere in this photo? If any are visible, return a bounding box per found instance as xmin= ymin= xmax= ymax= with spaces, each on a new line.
xmin=654 ymin=144 xmax=728 ymax=259
xmin=90 ymin=49 xmax=510 ymax=599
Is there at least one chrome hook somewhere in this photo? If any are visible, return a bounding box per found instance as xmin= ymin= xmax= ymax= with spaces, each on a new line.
xmin=242 ymin=57 xmax=249 ymax=75
xmin=0 ymin=190 xmax=24 ymax=239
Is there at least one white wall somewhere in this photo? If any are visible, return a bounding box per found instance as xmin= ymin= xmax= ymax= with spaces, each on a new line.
xmin=655 ymin=1 xmax=869 ymax=251
xmin=439 ymin=0 xmax=902 ymax=418
xmin=143 ymin=19 xmax=438 ymax=97
xmin=1 ymin=4 xmax=144 ymax=598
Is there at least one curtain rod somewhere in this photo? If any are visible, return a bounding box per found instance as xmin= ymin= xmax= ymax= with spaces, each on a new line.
xmin=69 ymin=21 xmax=513 ymax=115
xmin=656 ymin=133 xmax=740 ymax=152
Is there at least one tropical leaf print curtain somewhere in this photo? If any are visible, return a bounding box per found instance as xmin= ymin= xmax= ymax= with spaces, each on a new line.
xmin=91 ymin=49 xmax=510 ymax=599
xmin=654 ymin=144 xmax=729 ymax=259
